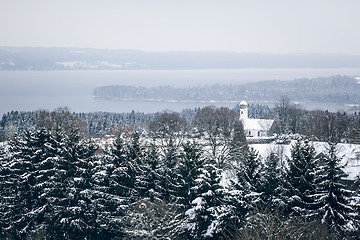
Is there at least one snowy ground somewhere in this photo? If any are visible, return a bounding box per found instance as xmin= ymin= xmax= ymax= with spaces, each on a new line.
xmin=250 ymin=141 xmax=360 ymax=180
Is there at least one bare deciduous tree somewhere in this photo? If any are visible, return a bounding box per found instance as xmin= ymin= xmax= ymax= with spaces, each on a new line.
xmin=274 ymin=96 xmax=303 ymax=134
xmin=193 ymin=106 xmax=241 ymax=166
xmin=33 ymin=107 xmax=88 ymax=135
xmin=223 ymin=205 xmax=340 ymax=240
xmin=148 ymin=111 xmax=188 ymax=147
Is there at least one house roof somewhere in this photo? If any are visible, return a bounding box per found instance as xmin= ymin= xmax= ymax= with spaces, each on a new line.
xmin=242 ymin=118 xmax=274 ymax=131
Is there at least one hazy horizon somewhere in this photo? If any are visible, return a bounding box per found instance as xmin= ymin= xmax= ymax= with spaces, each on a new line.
xmin=3 ymin=46 xmax=360 ymax=56
xmin=1 ymin=0 xmax=360 ymax=55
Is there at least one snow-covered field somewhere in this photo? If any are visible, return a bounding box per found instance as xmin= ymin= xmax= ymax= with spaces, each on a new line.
xmin=250 ymin=141 xmax=360 ymax=180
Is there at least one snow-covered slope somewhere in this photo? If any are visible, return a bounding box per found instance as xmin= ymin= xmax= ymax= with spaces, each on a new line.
xmin=250 ymin=141 xmax=360 ymax=180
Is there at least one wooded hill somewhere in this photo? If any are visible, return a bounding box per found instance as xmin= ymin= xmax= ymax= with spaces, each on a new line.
xmin=94 ymin=75 xmax=360 ymax=106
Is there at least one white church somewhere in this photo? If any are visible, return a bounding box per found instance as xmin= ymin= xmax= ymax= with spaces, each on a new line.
xmin=239 ymin=100 xmax=274 ymax=138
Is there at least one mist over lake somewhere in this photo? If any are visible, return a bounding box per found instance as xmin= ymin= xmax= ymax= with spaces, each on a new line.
xmin=1 ymin=68 xmax=359 ymax=115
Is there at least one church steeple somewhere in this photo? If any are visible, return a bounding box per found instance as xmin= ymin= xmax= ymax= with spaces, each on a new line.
xmin=239 ymin=100 xmax=248 ymax=120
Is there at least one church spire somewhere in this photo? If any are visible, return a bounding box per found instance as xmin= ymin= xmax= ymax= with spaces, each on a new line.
xmin=239 ymin=100 xmax=248 ymax=120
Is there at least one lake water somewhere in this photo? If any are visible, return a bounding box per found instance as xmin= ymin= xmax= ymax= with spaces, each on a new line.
xmin=1 ymin=68 xmax=359 ymax=115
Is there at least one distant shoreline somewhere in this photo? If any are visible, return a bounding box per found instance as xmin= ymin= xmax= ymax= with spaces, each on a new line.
xmin=2 ymin=47 xmax=360 ymax=70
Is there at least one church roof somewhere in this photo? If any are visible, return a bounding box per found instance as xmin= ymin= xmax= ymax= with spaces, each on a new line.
xmin=242 ymin=118 xmax=274 ymax=131
xmin=240 ymin=100 xmax=248 ymax=106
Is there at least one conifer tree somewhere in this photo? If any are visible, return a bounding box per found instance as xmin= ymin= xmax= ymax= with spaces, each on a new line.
xmin=2 ymin=129 xmax=57 ymax=238
xmin=313 ymin=142 xmax=355 ymax=236
xmin=138 ymin=140 xmax=164 ymax=200
xmin=182 ymin=157 xmax=234 ymax=239
xmin=0 ymin=143 xmax=12 ymax=238
xmin=35 ymin=128 xmax=101 ymax=239
xmin=123 ymin=137 xmax=185 ymax=239
xmin=90 ymin=153 xmax=125 ymax=239
xmin=127 ymin=130 xmax=166 ymax=202
xmin=260 ymin=152 xmax=287 ymax=211
xmin=233 ymin=147 xmax=264 ymax=209
xmin=224 ymin=147 xmax=264 ymax=235
xmin=227 ymin=119 xmax=248 ymax=169
xmin=106 ymin=133 xmax=138 ymax=201
xmin=285 ymin=140 xmax=318 ymax=217
xmin=0 ymin=128 xmax=112 ymax=239
xmin=177 ymin=140 xmax=206 ymax=208
xmin=158 ymin=137 xmax=182 ymax=202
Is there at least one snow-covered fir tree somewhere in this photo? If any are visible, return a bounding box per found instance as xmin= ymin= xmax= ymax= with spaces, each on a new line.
xmin=157 ymin=137 xmax=183 ymax=203
xmin=227 ymin=119 xmax=247 ymax=168
xmin=312 ymin=142 xmax=356 ymax=236
xmin=177 ymin=140 xmax=206 ymax=208
xmin=223 ymin=147 xmax=264 ymax=235
xmin=232 ymin=147 xmax=264 ymax=209
xmin=134 ymin=139 xmax=163 ymax=201
xmin=182 ymin=156 xmax=234 ymax=239
xmin=122 ymin=133 xmax=186 ymax=239
xmin=260 ymin=152 xmax=287 ymax=212
xmin=105 ymin=132 xmax=139 ymax=202
xmin=1 ymin=129 xmax=59 ymax=238
xmin=285 ymin=139 xmax=318 ymax=218
xmin=0 ymin=128 xmax=110 ymax=239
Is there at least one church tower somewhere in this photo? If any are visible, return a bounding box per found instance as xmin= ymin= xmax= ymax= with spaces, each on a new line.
xmin=239 ymin=100 xmax=248 ymax=120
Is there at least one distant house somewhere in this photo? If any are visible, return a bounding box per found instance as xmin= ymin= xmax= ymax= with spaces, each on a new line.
xmin=239 ymin=100 xmax=274 ymax=138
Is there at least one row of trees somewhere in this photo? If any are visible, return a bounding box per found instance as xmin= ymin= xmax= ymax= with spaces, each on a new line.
xmin=93 ymin=76 xmax=360 ymax=104
xmin=2 ymin=101 xmax=360 ymax=143
xmin=273 ymin=96 xmax=360 ymax=143
xmin=0 ymin=108 xmax=155 ymax=140
xmin=0 ymin=104 xmax=271 ymax=141
xmin=1 ymin=108 xmax=360 ymax=239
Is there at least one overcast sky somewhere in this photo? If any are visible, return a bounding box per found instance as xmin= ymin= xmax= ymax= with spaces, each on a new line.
xmin=0 ymin=0 xmax=359 ymax=54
